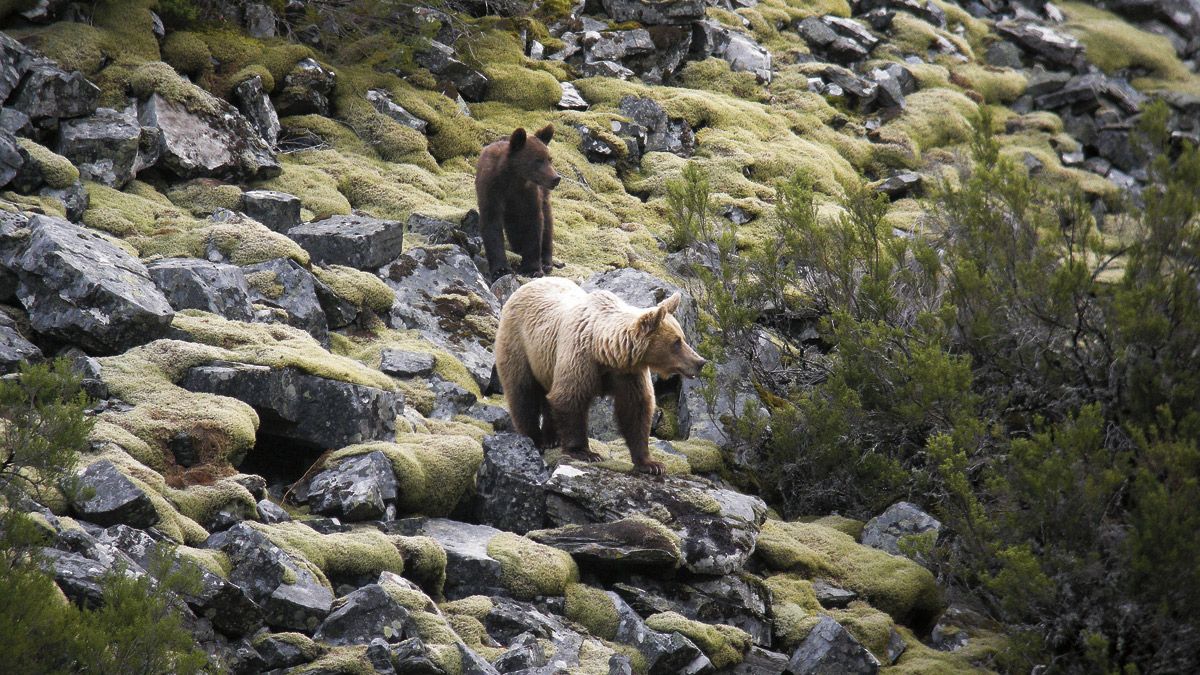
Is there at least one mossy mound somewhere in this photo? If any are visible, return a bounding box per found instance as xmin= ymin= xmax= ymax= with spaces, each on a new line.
xmin=874 ymin=89 xmax=979 ymax=159
xmin=1061 ymin=2 xmax=1200 ymax=94
xmin=16 ymin=139 xmax=80 ymax=189
xmin=755 ymin=520 xmax=943 ymax=627
xmin=167 ymin=477 xmax=259 ymax=527
xmin=764 ymin=573 xmax=823 ymax=648
xmin=252 ymin=522 xmax=405 ymax=584
xmin=327 ymin=434 xmax=483 ymax=516
xmin=829 ymin=602 xmax=897 ymax=663
xmin=486 ymin=532 xmax=579 ymax=599
xmin=644 ymin=611 xmax=751 ymax=668
xmin=392 ymin=535 xmax=447 ymax=598
xmin=312 ymin=265 xmax=396 ymax=313
xmin=564 ymin=583 xmax=620 ymax=640
xmin=165 ymin=180 xmax=245 ymax=216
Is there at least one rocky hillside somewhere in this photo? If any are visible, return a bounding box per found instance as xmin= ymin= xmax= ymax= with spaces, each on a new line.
xmin=1 ymin=0 xmax=1197 ymax=672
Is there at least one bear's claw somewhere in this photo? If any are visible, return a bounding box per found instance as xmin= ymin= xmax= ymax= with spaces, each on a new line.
xmin=565 ymin=448 xmax=603 ymax=463
xmin=635 ymin=461 xmax=666 ymax=476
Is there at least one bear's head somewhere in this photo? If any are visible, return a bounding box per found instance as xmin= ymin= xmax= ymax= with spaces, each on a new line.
xmin=507 ymin=125 xmax=561 ymax=190
xmin=635 ymin=293 xmax=707 ymax=379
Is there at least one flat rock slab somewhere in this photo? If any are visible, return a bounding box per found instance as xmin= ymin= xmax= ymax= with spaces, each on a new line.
xmin=609 ymin=592 xmax=711 ymax=674
xmin=147 ymin=257 xmax=256 ymax=321
xmin=9 ymin=215 xmax=173 ymax=354
xmin=179 ymin=361 xmax=401 ymax=450
xmin=379 ymin=349 xmax=436 ymax=378
xmin=386 ymin=518 xmax=507 ymax=600
xmin=528 ymin=518 xmax=682 ymax=573
xmin=379 ymin=245 xmax=499 ymax=391
xmin=287 ymin=214 xmax=404 ymax=270
xmin=242 ymin=189 xmax=300 ymax=232
xmin=544 ymin=464 xmax=767 ymax=575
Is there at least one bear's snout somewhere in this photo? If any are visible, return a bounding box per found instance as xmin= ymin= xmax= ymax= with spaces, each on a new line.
xmin=549 ymin=174 xmax=562 ymax=189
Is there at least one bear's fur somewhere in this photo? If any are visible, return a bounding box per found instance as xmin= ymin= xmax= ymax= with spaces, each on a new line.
xmin=475 ymin=125 xmax=561 ymax=280
xmin=495 ymin=277 xmax=707 ymax=475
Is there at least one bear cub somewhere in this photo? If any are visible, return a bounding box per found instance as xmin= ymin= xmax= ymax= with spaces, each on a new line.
xmin=495 ymin=277 xmax=707 ymax=475
xmin=475 ymin=125 xmax=561 ymax=281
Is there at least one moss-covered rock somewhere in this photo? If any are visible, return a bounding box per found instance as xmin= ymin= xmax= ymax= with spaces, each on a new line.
xmin=251 ymin=522 xmax=405 ymax=584
xmin=15 ymin=139 xmax=80 ymax=190
xmin=392 ymin=535 xmax=447 ymax=598
xmin=166 ymin=180 xmax=244 ymax=216
xmin=644 ymin=611 xmax=751 ymax=668
xmin=565 ymin=583 xmax=620 ymax=640
xmin=328 ymin=434 xmax=483 ymax=516
xmin=486 ymin=532 xmax=579 ymax=599
xmin=755 ymin=520 xmax=943 ymax=627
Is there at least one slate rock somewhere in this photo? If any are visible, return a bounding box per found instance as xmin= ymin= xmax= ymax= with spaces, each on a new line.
xmin=0 ymin=33 xmax=31 ymax=103
xmin=9 ymin=60 xmax=99 ymax=124
xmin=387 ymin=518 xmax=507 ymax=599
xmin=861 ymin=501 xmax=941 ymax=557
xmin=855 ymin=0 xmax=945 ymax=28
xmin=39 ymin=179 xmax=88 ymax=222
xmin=389 ymin=637 xmax=446 ymax=674
xmin=256 ymin=633 xmax=319 ymax=669
xmin=0 ymin=107 xmax=32 ymax=136
xmin=138 ymin=92 xmax=280 ymax=180
xmin=9 ymin=215 xmax=173 ymax=353
xmin=692 ymin=20 xmax=773 ymax=82
xmin=812 ymin=580 xmax=858 ymax=609
xmin=242 ymin=257 xmax=329 ymax=343
xmin=314 ymin=583 xmax=411 ymax=646
xmin=70 ymin=460 xmax=159 ymax=528
xmin=599 ymin=0 xmax=705 ymax=25
xmin=288 ymin=214 xmax=405 ymax=270
xmin=233 ymin=75 xmax=281 ymax=146
xmin=484 ymin=597 xmax=601 ymax=672
xmin=529 ymin=518 xmax=681 ymax=573
xmin=493 ymin=632 xmax=548 ymax=671
xmin=179 ymin=361 xmax=401 ymax=449
xmin=609 ymin=592 xmax=712 ymax=674
xmin=429 ymin=379 xmax=477 ymax=419
xmin=618 ymin=96 xmax=695 ymax=157
xmin=795 ymin=17 xmax=869 ymax=63
xmin=39 ymin=547 xmax=133 ymax=608
xmin=258 ymin=498 xmax=292 ymax=524
xmin=367 ymin=89 xmax=429 ymax=133
xmin=276 ymin=58 xmax=337 ymax=116
xmin=243 ymin=2 xmax=277 ymax=38
xmin=147 ymin=257 xmax=256 ymax=321
xmin=874 ymin=172 xmax=922 ymax=199
xmin=380 ymin=245 xmax=500 ymax=391
xmin=380 ymin=349 xmax=437 ymax=378
xmin=474 ymin=432 xmax=550 ymax=535
xmin=544 ymin=464 xmax=767 ymax=575
xmin=406 ymin=212 xmax=483 ymax=257
xmin=995 ymin=20 xmax=1082 ymax=66
xmin=242 ymin=189 xmax=301 ymax=232
xmin=725 ymin=646 xmax=790 ymax=674
xmin=0 ymin=129 xmax=21 ymax=189
xmin=984 ymin=40 xmax=1024 ymax=68
xmin=458 ymin=643 xmax=502 ymax=674
xmin=867 ymin=66 xmax=906 ymax=111
xmin=56 ymin=108 xmax=142 ymax=188
xmin=612 ymin=573 xmax=772 ymax=647
xmin=306 ymin=450 xmax=399 ymax=521
xmin=466 ymin=402 xmax=512 ymax=431
xmin=679 ymin=353 xmax=764 ymax=445
xmin=558 ymin=81 xmax=589 ymax=110
xmin=206 ymin=522 xmax=334 ymax=632
xmin=0 ymin=307 xmax=41 ymax=373
xmin=785 ymin=616 xmax=880 ymax=674
xmin=415 ymin=41 xmax=489 ymax=102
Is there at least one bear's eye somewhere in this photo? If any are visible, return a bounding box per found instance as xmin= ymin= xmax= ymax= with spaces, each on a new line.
xmin=673 ymin=338 xmax=683 ymax=350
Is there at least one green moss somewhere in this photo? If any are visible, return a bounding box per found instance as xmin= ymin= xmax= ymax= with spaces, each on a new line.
xmin=132 ymin=214 xmax=310 ymax=266
xmin=484 ymin=63 xmax=562 ymax=110
xmin=755 ymin=520 xmax=943 ymax=626
xmin=244 ymin=270 xmax=283 ymax=299
xmin=328 ymin=434 xmax=483 ymax=516
xmin=128 ymin=61 xmax=223 ymax=116
xmin=162 ymin=31 xmax=214 ymax=77
xmin=889 ymin=626 xmax=1001 ymax=674
xmin=177 ymin=547 xmax=231 ymax=579
xmin=167 ymin=478 xmax=258 ymax=527
xmin=165 ymin=180 xmax=244 ymax=215
xmin=829 ymin=602 xmax=895 ymax=663
xmin=950 ymin=64 xmax=1027 ymax=104
xmin=487 ymin=532 xmax=579 ymax=599
xmin=13 ymin=22 xmax=106 ymax=74
xmin=675 ymin=58 xmax=767 ymax=102
xmin=565 ymin=583 xmax=620 ymax=640
xmin=392 ymin=535 xmax=447 ymax=598
xmin=15 ymin=139 xmax=79 ymax=189
xmin=252 ymin=522 xmax=405 ymax=582
xmin=1062 ymin=2 xmax=1200 ymax=94
xmin=312 ymin=265 xmax=395 ymax=312
xmin=331 ymin=327 xmax=481 ymax=398
xmin=765 ymin=574 xmax=823 ymax=648
xmin=644 ymin=612 xmax=751 ymax=668
xmin=875 ymin=89 xmax=979 ymax=158
xmin=291 ymin=646 xmax=374 ymax=675
xmin=0 ymin=192 xmax=66 ymax=219
xmin=440 ymin=595 xmax=493 ymax=620
xmin=886 ymin=13 xmax=973 ymax=61
xmin=667 ymin=439 xmax=725 ymax=474
xmin=82 ymin=181 xmax=202 ymax=238
xmin=93 ymin=0 xmax=160 ymax=62
xmin=254 ymin=160 xmax=352 ymax=220
xmin=252 ymin=632 xmax=325 ymax=661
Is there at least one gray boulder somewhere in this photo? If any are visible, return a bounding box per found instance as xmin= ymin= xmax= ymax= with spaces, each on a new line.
xmin=600 ymin=0 xmax=705 ymax=24
xmin=874 ymin=172 xmax=922 ymax=200
xmin=39 ymin=547 xmax=138 ymax=609
xmin=795 ymin=17 xmax=871 ymax=64
xmin=256 ymin=633 xmax=320 ymax=670
xmin=242 ymin=2 xmax=277 ymax=38
xmin=618 ymin=96 xmax=695 ymax=158
xmin=206 ymin=522 xmax=333 ymax=632
xmin=387 ymin=518 xmax=508 ymax=599
xmin=679 ymin=351 xmax=765 ymax=445
xmin=380 ymin=245 xmax=500 ymax=391
xmin=558 ymin=81 xmax=589 ymax=111
xmin=233 ymin=75 xmax=280 ymax=146
xmin=257 ymin=499 xmax=291 ymax=524
xmin=242 ymin=257 xmax=329 ymax=343
xmin=854 ymin=0 xmax=945 ymax=28
xmin=785 ymin=616 xmax=880 ymax=674
xmin=692 ymin=21 xmax=773 ymax=82
xmin=474 ymin=433 xmax=549 ymax=535
xmin=147 ymin=257 xmax=256 ymax=321
xmin=492 ymin=632 xmax=547 ymax=671
xmin=0 ymin=307 xmax=41 ymax=373
xmin=0 ymin=129 xmax=23 ymax=190
xmin=9 ymin=216 xmax=173 ymax=354
xmin=608 ymin=593 xmax=712 ymax=674
xmin=995 ymin=20 xmax=1083 ymax=66
xmin=138 ymin=92 xmax=280 ymax=180
xmin=287 ymin=214 xmax=404 ymax=270
xmin=380 ymin=349 xmax=436 ymax=378
xmin=178 ymin=361 xmax=401 ymax=449
xmin=242 ymin=189 xmax=301 ymax=232
xmin=306 ymin=451 xmax=399 ymax=521
xmin=728 ymin=647 xmax=790 ymax=674
xmin=276 ymin=58 xmax=337 ymax=116
xmin=414 ymin=42 xmax=489 ymax=102
xmin=612 ymin=573 xmax=772 ymax=647
xmin=0 ymin=33 xmax=31 ymax=103
xmin=812 ymin=580 xmax=857 ymax=609
xmin=544 ymin=464 xmax=767 ymax=575
xmin=70 ymin=460 xmax=159 ymax=528
xmin=57 ymin=108 xmax=142 ymax=188
xmin=314 ymin=583 xmax=411 ymax=646
xmin=38 ymin=180 xmax=88 ymax=223
xmin=861 ymin=501 xmax=941 ymax=558
xmin=9 ymin=60 xmax=99 ymax=126
xmin=366 ymin=89 xmax=428 ymax=133
xmin=484 ymin=597 xmax=608 ymax=672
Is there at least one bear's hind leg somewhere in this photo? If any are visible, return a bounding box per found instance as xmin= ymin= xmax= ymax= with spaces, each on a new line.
xmin=539 ymin=398 xmax=559 ymax=450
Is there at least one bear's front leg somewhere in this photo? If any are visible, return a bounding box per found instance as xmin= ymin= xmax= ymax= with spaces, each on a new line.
xmin=612 ymin=372 xmax=665 ymax=475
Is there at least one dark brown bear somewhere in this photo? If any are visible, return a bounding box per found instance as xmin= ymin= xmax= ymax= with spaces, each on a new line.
xmin=475 ymin=125 xmax=561 ymax=280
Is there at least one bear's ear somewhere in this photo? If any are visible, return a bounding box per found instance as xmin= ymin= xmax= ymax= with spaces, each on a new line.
xmin=636 ymin=305 xmax=668 ymax=337
xmin=509 ymin=128 xmax=527 ymax=153
xmin=659 ymin=292 xmax=681 ymax=315
xmin=535 ymin=124 xmax=555 ymax=144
